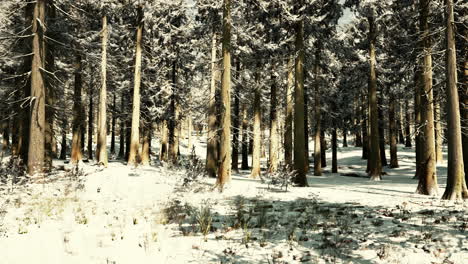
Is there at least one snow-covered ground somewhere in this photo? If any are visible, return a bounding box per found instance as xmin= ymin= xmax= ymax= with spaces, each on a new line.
xmin=0 ymin=135 xmax=467 ymax=264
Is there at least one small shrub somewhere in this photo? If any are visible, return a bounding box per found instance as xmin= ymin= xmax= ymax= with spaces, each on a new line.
xmin=262 ymin=163 xmax=296 ymax=191
xmin=195 ymin=200 xmax=213 ymax=241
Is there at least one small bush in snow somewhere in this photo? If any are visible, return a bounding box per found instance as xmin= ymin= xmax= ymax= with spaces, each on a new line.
xmin=180 ymin=148 xmax=207 ymax=191
xmin=261 ymin=163 xmax=296 ymax=192
xmin=195 ymin=200 xmax=213 ymax=241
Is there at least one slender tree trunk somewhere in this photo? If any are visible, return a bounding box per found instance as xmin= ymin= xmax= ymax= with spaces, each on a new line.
xmin=354 ymin=95 xmax=362 ymax=147
xmin=96 ymin=15 xmax=108 ymax=167
xmin=140 ymin=121 xmax=151 ymax=166
xmin=87 ymin=78 xmax=93 ymax=160
xmin=71 ymin=52 xmax=83 ymax=164
xmin=118 ymin=91 xmax=125 ymax=159
xmin=1 ymin=116 xmax=10 ymax=152
xmin=462 ymin=30 xmax=468 ymax=187
xmin=232 ymin=60 xmax=240 ymax=172
xmin=361 ymin=89 xmax=369 ymax=159
xmin=128 ymin=7 xmax=144 ymax=166
xmin=321 ymin=130 xmax=327 ymax=168
xmin=168 ymin=62 xmax=178 ymax=164
xmin=343 ymin=129 xmax=348 ymax=147
xmin=398 ymin=100 xmax=405 ymax=144
xmin=378 ymin=97 xmax=387 ymax=167
xmin=206 ymin=29 xmax=218 ymax=177
xmin=216 ymin=0 xmax=232 ymax=189
xmin=59 ymin=120 xmax=67 ymax=160
xmin=284 ymin=57 xmax=294 ymax=167
xmin=442 ymin=0 xmax=468 ymax=200
xmin=27 ymin=0 xmax=46 ymax=175
xmin=367 ymin=16 xmax=382 ymax=180
xmin=160 ymin=120 xmax=168 ymax=161
xmin=416 ymin=0 xmax=438 ymax=195
xmin=405 ymin=98 xmax=412 ymax=147
xmin=293 ymin=3 xmax=308 ymax=186
xmin=313 ymin=46 xmax=322 ymax=176
xmin=434 ymin=91 xmax=443 ymax=163
xmin=110 ymin=92 xmax=116 ymax=155
xmin=241 ymin=103 xmax=249 ymax=170
xmin=251 ymin=67 xmax=262 ymax=179
xmin=389 ymin=95 xmax=399 ymax=168
xmin=268 ymin=64 xmax=278 ymax=173
xmin=332 ymin=128 xmax=337 ymax=173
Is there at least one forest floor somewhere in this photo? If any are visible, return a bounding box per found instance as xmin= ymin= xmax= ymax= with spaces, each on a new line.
xmin=0 ymin=137 xmax=467 ymax=264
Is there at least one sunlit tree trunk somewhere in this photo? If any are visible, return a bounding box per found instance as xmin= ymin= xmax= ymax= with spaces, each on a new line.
xmin=416 ymin=0 xmax=438 ymax=195
xmin=216 ymin=0 xmax=232 ymax=189
xmin=128 ymin=7 xmax=144 ymax=166
xmin=96 ymin=15 xmax=108 ymax=167
xmin=442 ymin=0 xmax=468 ymax=200
xmin=27 ymin=0 xmax=46 ymax=175
xmin=251 ymin=68 xmax=261 ymax=179
xmin=434 ymin=91 xmax=443 ymax=163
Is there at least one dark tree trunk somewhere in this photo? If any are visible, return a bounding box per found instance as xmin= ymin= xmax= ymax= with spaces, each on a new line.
xmin=378 ymin=97 xmax=387 ymax=167
xmin=241 ymin=104 xmax=249 ymax=170
xmin=332 ymin=128 xmax=337 ymax=173
xmin=232 ymin=60 xmax=240 ymax=172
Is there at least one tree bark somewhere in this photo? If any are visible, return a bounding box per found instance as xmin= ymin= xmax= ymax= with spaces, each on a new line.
xmin=332 ymin=128 xmax=337 ymax=173
xmin=343 ymin=129 xmax=348 ymax=147
xmin=367 ymin=15 xmax=382 ymax=180
xmin=118 ymin=91 xmax=125 ymax=159
xmin=250 ymin=67 xmax=261 ymax=179
xmin=160 ymin=120 xmax=168 ymax=161
xmin=389 ymin=95 xmax=399 ymax=168
xmin=442 ymin=0 xmax=468 ymax=200
xmin=87 ymin=76 xmax=94 ymax=160
xmin=96 ymin=15 xmax=108 ymax=167
xmin=361 ymin=89 xmax=369 ymax=159
xmin=293 ymin=3 xmax=308 ymax=186
xmin=434 ymin=91 xmax=443 ymax=163
xmin=59 ymin=120 xmax=67 ymax=160
xmin=140 ymin=121 xmax=151 ymax=166
xmin=241 ymin=103 xmax=249 ymax=170
xmin=405 ymin=98 xmax=412 ymax=147
xmin=268 ymin=63 xmax=278 ymax=173
xmin=313 ymin=46 xmax=322 ymax=176
xmin=110 ymin=92 xmax=116 ymax=155
xmin=71 ymin=52 xmax=83 ymax=164
xmin=216 ymin=0 xmax=232 ymax=189
xmin=321 ymin=130 xmax=327 ymax=168
xmin=284 ymin=56 xmax=294 ymax=167
xmin=27 ymin=0 xmax=46 ymax=175
xmin=128 ymin=7 xmax=144 ymax=166
xmin=168 ymin=62 xmax=178 ymax=164
xmin=206 ymin=29 xmax=218 ymax=177
xmin=416 ymin=0 xmax=438 ymax=195
xmin=232 ymin=60 xmax=240 ymax=172
xmin=378 ymin=97 xmax=387 ymax=167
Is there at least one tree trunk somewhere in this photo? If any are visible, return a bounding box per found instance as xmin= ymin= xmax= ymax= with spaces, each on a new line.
xmin=378 ymin=97 xmax=387 ymax=167
xmin=71 ymin=52 xmax=83 ymax=164
xmin=118 ymin=91 xmax=125 ymax=159
xmin=140 ymin=121 xmax=151 ymax=166
xmin=168 ymin=62 xmax=178 ymax=164
xmin=434 ymin=91 xmax=443 ymax=163
xmin=96 ymin=15 xmax=108 ymax=167
xmin=313 ymin=46 xmax=322 ymax=176
xmin=416 ymin=0 xmax=438 ymax=195
xmin=354 ymin=94 xmax=362 ymax=147
xmin=293 ymin=4 xmax=308 ymax=186
xmin=216 ymin=0 xmax=232 ymax=189
xmin=87 ymin=76 xmax=94 ymax=160
xmin=268 ymin=64 xmax=278 ymax=173
xmin=128 ymin=8 xmax=144 ymax=166
xmin=206 ymin=29 xmax=218 ymax=178
xmin=27 ymin=0 xmax=46 ymax=175
xmin=405 ymin=98 xmax=412 ymax=147
xmin=110 ymin=92 xmax=116 ymax=155
xmin=284 ymin=56 xmax=294 ymax=167
xmin=367 ymin=16 xmax=382 ymax=181
xmin=398 ymin=100 xmax=405 ymax=144
xmin=442 ymin=0 xmax=468 ymax=200
xmin=250 ymin=68 xmax=261 ymax=179
xmin=343 ymin=129 xmax=348 ymax=147
xmin=232 ymin=60 xmax=240 ymax=172
xmin=241 ymin=103 xmax=249 ymax=170
xmin=389 ymin=95 xmax=399 ymax=168
xmin=160 ymin=120 xmax=168 ymax=161
xmin=321 ymin=130 xmax=327 ymax=168
xmin=361 ymin=89 xmax=369 ymax=159
xmin=332 ymin=128 xmax=337 ymax=173
xmin=59 ymin=120 xmax=67 ymax=160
